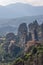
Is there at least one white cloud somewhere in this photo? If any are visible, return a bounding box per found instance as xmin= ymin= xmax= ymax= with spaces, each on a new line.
xmin=0 ymin=0 xmax=43 ymax=6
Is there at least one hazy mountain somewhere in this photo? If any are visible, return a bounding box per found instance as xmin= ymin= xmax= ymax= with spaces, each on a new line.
xmin=0 ymin=3 xmax=43 ymax=18
xmin=0 ymin=15 xmax=43 ymax=26
xmin=0 ymin=25 xmax=17 ymax=36
xmin=0 ymin=15 xmax=43 ymax=36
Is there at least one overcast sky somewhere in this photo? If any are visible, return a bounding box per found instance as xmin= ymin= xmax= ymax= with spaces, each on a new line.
xmin=0 ymin=0 xmax=43 ymax=6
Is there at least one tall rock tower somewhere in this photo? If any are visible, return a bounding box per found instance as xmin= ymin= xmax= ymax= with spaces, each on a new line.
xmin=28 ymin=20 xmax=39 ymax=41
xmin=41 ymin=23 xmax=43 ymax=41
xmin=38 ymin=23 xmax=43 ymax=42
xmin=18 ymin=23 xmax=28 ymax=47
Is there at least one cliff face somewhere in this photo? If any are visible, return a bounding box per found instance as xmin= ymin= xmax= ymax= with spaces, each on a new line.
xmin=17 ymin=21 xmax=43 ymax=49
xmin=28 ymin=20 xmax=43 ymax=42
xmin=18 ymin=23 xmax=28 ymax=47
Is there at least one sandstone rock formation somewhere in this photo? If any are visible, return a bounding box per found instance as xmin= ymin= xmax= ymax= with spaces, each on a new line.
xmin=18 ymin=23 xmax=28 ymax=47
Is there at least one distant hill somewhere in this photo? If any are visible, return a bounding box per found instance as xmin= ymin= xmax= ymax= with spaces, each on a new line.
xmin=0 ymin=15 xmax=43 ymax=26
xmin=0 ymin=3 xmax=43 ymax=18
xmin=0 ymin=26 xmax=17 ymax=36
xmin=0 ymin=15 xmax=43 ymax=36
